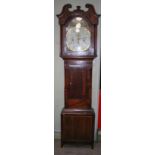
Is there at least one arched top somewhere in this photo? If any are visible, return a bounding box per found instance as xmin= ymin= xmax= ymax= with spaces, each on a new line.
xmin=57 ymin=4 xmax=100 ymax=25
xmin=66 ymin=17 xmax=90 ymax=29
xmin=64 ymin=15 xmax=91 ymax=28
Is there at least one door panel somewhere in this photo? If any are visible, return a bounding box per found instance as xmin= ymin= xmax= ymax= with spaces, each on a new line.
xmin=65 ymin=61 xmax=92 ymax=108
xmin=62 ymin=114 xmax=93 ymax=142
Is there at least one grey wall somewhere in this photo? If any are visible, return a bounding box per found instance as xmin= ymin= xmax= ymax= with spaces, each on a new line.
xmin=54 ymin=0 xmax=101 ymax=139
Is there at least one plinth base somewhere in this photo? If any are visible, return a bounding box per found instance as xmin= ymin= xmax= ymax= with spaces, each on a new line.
xmin=61 ymin=108 xmax=95 ymax=149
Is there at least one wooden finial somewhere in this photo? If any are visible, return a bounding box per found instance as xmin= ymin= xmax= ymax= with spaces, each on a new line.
xmin=77 ymin=6 xmax=81 ymax=10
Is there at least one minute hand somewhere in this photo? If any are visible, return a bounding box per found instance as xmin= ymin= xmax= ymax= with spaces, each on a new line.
xmin=77 ymin=32 xmax=80 ymax=44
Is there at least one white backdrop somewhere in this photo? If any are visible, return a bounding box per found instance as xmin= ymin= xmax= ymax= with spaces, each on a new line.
xmin=0 ymin=0 xmax=155 ymax=155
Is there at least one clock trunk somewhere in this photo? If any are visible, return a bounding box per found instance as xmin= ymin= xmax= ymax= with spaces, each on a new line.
xmin=65 ymin=60 xmax=92 ymax=109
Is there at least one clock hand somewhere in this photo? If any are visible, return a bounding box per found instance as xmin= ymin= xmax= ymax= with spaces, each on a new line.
xmin=77 ymin=32 xmax=80 ymax=44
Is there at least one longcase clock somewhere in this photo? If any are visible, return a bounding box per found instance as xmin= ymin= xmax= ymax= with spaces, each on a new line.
xmin=57 ymin=4 xmax=100 ymax=149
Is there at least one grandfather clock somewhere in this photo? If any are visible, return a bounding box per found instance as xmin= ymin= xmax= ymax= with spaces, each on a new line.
xmin=57 ymin=4 xmax=100 ymax=149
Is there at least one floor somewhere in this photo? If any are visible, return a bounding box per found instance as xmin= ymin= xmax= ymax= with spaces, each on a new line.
xmin=54 ymin=139 xmax=101 ymax=155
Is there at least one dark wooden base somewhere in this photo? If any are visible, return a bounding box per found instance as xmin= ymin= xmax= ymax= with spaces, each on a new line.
xmin=61 ymin=141 xmax=94 ymax=149
xmin=61 ymin=108 xmax=95 ymax=149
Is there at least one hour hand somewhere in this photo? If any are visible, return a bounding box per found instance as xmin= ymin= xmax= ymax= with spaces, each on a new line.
xmin=71 ymin=38 xmax=74 ymax=43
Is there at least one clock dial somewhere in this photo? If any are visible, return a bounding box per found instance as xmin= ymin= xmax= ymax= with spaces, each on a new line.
xmin=66 ymin=17 xmax=91 ymax=52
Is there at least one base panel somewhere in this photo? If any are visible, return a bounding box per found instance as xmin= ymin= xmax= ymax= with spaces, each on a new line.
xmin=61 ymin=108 xmax=95 ymax=149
